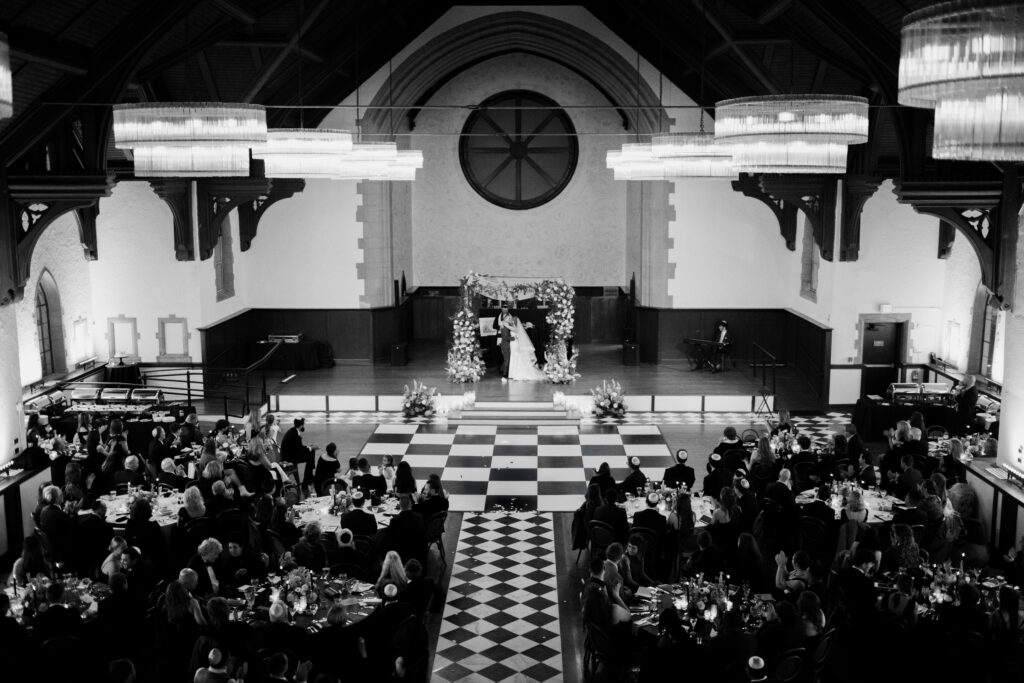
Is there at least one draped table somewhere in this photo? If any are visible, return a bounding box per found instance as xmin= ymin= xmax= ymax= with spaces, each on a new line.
xmin=290 ymin=495 xmax=397 ymax=533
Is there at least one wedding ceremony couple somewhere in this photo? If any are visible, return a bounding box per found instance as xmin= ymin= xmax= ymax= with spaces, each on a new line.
xmin=495 ymin=306 xmax=547 ymax=382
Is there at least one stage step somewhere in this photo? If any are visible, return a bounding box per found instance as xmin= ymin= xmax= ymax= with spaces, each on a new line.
xmin=472 ymin=401 xmax=555 ymax=410
xmin=447 ymin=417 xmax=581 ymax=426
xmin=460 ymin=409 xmax=569 ymax=419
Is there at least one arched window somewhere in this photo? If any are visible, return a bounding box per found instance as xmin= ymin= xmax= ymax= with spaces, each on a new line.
xmin=35 ymin=270 xmax=67 ymax=376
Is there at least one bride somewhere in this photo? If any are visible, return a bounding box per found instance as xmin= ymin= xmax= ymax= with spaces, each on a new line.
xmin=508 ymin=317 xmax=547 ymax=381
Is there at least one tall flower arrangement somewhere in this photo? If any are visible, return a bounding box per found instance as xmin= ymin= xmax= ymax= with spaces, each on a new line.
xmin=591 ymin=379 xmax=627 ymax=418
xmin=537 ymin=279 xmax=579 ymax=384
xmin=402 ymin=380 xmax=438 ymax=417
xmin=446 ymin=275 xmax=486 ymax=383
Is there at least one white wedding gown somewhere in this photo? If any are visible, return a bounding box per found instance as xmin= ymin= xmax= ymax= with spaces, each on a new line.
xmin=508 ymin=319 xmax=547 ymax=381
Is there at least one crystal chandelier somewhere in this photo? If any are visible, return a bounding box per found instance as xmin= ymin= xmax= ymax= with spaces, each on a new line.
xmin=899 ymin=2 xmax=1024 ymax=160
xmin=0 ymin=33 xmax=12 ymax=120
xmin=714 ymin=94 xmax=869 ymax=173
xmin=651 ymin=132 xmax=736 ymax=178
xmin=251 ymin=128 xmax=355 ymax=178
xmin=112 ymin=103 xmax=267 ymax=176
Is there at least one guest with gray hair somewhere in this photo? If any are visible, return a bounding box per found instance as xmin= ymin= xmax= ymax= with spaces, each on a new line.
xmin=187 ymin=538 xmax=224 ymax=597
xmin=157 ymin=457 xmax=189 ymax=492
xmin=113 ymin=454 xmax=147 ymax=489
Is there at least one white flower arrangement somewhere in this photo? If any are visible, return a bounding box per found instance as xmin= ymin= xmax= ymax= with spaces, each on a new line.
xmin=402 ymin=380 xmax=438 ymax=418
xmin=591 ymin=379 xmax=627 ymax=418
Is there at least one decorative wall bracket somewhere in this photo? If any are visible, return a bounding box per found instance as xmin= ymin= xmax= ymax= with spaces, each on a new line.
xmin=237 ymin=179 xmax=305 ymax=252
xmin=74 ymin=205 xmax=100 ymax=260
xmin=0 ymin=173 xmax=114 ymax=305
xmin=731 ymin=173 xmax=798 ymax=251
xmin=893 ymin=174 xmax=1022 ymax=309
xmin=196 ymin=177 xmax=273 ymax=260
xmin=759 ymin=175 xmax=838 ymax=261
xmin=838 ymin=176 xmax=881 ymax=262
xmin=149 ymin=179 xmax=194 ymax=261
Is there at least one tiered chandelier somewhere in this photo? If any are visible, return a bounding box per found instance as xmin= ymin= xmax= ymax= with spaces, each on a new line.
xmin=112 ymin=103 xmax=267 ymax=177
xmin=714 ymin=95 xmax=869 ymax=173
xmin=0 ymin=33 xmax=13 ymax=120
xmin=899 ymin=1 xmax=1024 ymax=160
xmin=251 ymin=128 xmax=354 ymax=178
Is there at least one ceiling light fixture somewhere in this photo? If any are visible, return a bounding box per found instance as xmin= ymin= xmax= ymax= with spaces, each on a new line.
xmin=0 ymin=33 xmax=12 ymax=120
xmin=714 ymin=94 xmax=869 ymax=173
xmin=899 ymin=1 xmax=1024 ymax=160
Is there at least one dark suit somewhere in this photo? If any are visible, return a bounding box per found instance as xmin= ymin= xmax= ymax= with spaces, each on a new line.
xmin=619 ymin=469 xmax=648 ymax=496
xmin=764 ymin=481 xmax=795 ymax=510
xmin=702 ymin=468 xmax=734 ymax=500
xmin=581 ymin=577 xmax=611 ymax=631
xmin=254 ymin=621 xmax=310 ymax=660
xmin=75 ymin=511 xmax=113 ymax=577
xmin=187 ymin=554 xmax=224 ymax=597
xmin=497 ymin=312 xmax=513 ymax=378
xmin=112 ymin=469 xmax=147 ymax=489
xmin=341 ymin=508 xmax=378 ymax=538
xmin=281 ymin=426 xmax=315 ymax=485
xmin=414 ymin=495 xmax=447 ymax=520
xmin=385 ymin=509 xmax=426 ymax=564
xmin=157 ymin=470 xmax=190 ymax=492
xmin=892 ymin=506 xmax=928 ymax=527
xmin=662 ymin=464 xmax=695 ymax=490
xmin=401 ymin=576 xmax=439 ymax=618
xmin=837 ymin=567 xmax=877 ymax=624
xmin=632 ymin=508 xmax=667 ymax=541
xmin=956 ymin=385 xmax=979 ymax=434
xmin=801 ymin=500 xmax=836 ymax=528
xmin=146 ymin=438 xmax=170 ymax=476
xmin=291 ymin=538 xmax=328 ymax=571
xmin=894 ymin=467 xmax=923 ymax=499
xmin=32 ymin=603 xmax=81 ymax=644
xmin=38 ymin=504 xmax=73 ymax=561
xmin=351 ymin=473 xmax=386 ymax=497
xmin=594 ymin=503 xmax=629 ymax=543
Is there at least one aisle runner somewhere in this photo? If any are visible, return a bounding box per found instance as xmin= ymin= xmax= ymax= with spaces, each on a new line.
xmin=432 ymin=513 xmax=562 ymax=683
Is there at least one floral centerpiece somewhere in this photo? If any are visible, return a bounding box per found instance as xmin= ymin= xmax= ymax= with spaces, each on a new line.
xmin=446 ymin=304 xmax=486 ymax=383
xmin=591 ymin=379 xmax=627 ymax=418
xmin=402 ymin=380 xmax=438 ymax=418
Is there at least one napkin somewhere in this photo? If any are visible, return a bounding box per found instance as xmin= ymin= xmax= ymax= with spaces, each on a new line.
xmin=635 ymin=586 xmax=655 ymax=600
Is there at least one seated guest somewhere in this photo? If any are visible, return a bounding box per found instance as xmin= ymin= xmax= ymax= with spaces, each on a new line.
xmin=702 ymin=454 xmax=733 ymax=501
xmin=892 ymin=488 xmax=927 ymax=527
xmin=360 ymin=582 xmax=414 ymax=674
xmin=197 ymin=460 xmax=224 ymax=500
xmin=32 ymin=582 xmax=81 ymax=644
xmin=119 ymin=546 xmax=157 ymax=604
xmin=594 ymin=487 xmax=629 ymax=543
xmin=590 ymin=462 xmax=617 ymax=495
xmin=383 ymin=494 xmax=426 ymax=564
xmin=774 ymin=550 xmax=811 ymax=595
xmin=310 ymin=606 xmax=368 ymax=680
xmin=255 ymin=601 xmax=310 ymax=660
xmin=604 ymin=542 xmax=636 ymax=603
xmin=889 ymin=454 xmax=923 ymax=499
xmin=261 ymin=652 xmax=312 ymax=683
xmin=880 ymin=573 xmax=918 ymax=624
xmin=101 ymin=536 xmax=128 ymax=580
xmin=341 ymin=457 xmax=360 ymax=487
xmin=414 ymin=476 xmax=449 ymax=519
xmin=270 ymin=499 xmax=301 ymax=547
xmin=380 ymin=454 xmax=397 ymax=491
xmin=330 ymin=528 xmax=369 ymax=573
xmin=624 ymin=535 xmax=656 ymax=588
xmin=668 ymin=492 xmax=696 ymax=538
xmin=836 ymin=545 xmax=878 ymax=625
xmin=146 ymin=427 xmax=170 ymax=481
xmin=281 ymin=417 xmax=317 ymax=489
xmin=97 ymin=572 xmax=142 ymax=628
xmin=856 ymin=452 xmax=877 ymax=488
xmin=187 ymin=537 xmax=226 ymax=597
xmin=205 ymin=479 xmax=238 ymax=519
xmin=205 ymin=597 xmax=256 ymax=668
xmin=632 ymin=492 xmax=668 ymax=541
xmin=177 ymin=485 xmax=207 ymax=527
xmin=755 ymin=604 xmax=801 ymax=667
xmin=375 ymin=550 xmax=409 ymax=597
xmin=193 ymin=648 xmax=240 ymax=683
xmin=733 ymin=532 xmax=771 ymax=592
xmin=157 ymin=458 xmax=190 ymax=492
xmin=619 ymin=456 xmax=647 ymax=496
xmin=48 ymin=437 xmax=72 ymax=489
xmin=683 ymin=531 xmax=724 ymax=577
xmin=795 ymin=590 xmax=826 ymax=643
xmin=882 ymin=421 xmax=912 ymax=477
xmin=341 ymin=490 xmax=378 ymax=537
xmin=801 ymin=486 xmax=836 ymax=529
xmin=221 ymin=538 xmax=267 ymax=590
xmin=36 ymin=485 xmax=73 ymax=562
xmin=292 ymin=522 xmax=328 ymax=571
xmin=713 ymin=426 xmax=745 ymax=457
xmin=10 ymin=534 xmax=52 ymax=586
xmin=771 ymin=410 xmax=796 ymax=436
xmin=242 ymin=445 xmax=277 ymax=495
xmin=313 ymin=442 xmax=342 ymax=493
xmin=906 ymin=427 xmax=929 ymax=458
xmin=384 ymin=459 xmax=410 ymax=496
xmin=764 ymin=469 xmax=795 ymax=509
xmin=939 ymin=583 xmax=990 ymax=635
xmin=706 ymin=609 xmax=757 ymax=673
xmin=126 ymin=497 xmax=167 ymax=566
xmin=400 ymin=558 xmax=438 ymax=618
xmin=846 ymin=424 xmax=867 ymax=461
xmin=663 ymin=449 xmax=696 ymax=490
xmin=882 ymin=524 xmax=922 ymax=573
xmin=75 ymin=499 xmax=113 ymax=577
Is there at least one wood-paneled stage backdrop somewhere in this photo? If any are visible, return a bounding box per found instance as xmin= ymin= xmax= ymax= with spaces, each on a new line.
xmin=198 ymin=289 xmax=832 ymax=407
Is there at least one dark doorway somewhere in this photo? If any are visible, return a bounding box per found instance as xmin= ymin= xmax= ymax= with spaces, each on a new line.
xmin=35 ymin=270 xmax=67 ymax=377
xmin=861 ymin=322 xmax=902 ymax=397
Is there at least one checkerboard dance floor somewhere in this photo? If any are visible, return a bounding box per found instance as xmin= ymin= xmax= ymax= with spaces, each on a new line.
xmin=432 ymin=512 xmax=562 ymax=683
xmin=359 ymin=423 xmax=676 ymax=512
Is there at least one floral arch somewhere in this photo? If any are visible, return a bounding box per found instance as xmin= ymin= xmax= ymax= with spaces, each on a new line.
xmin=446 ymin=272 xmax=579 ymax=384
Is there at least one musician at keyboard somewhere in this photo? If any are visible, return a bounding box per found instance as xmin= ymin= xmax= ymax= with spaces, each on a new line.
xmin=711 ymin=320 xmax=732 ymax=372
xmin=684 ymin=320 xmax=732 ymax=373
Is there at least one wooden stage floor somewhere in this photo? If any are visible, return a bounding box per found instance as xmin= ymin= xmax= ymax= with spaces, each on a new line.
xmin=266 ymin=342 xmax=820 ymax=411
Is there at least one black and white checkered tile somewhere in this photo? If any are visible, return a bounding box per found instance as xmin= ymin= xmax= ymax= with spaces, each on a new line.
xmin=790 ymin=412 xmax=852 ymax=443
xmin=359 ymin=423 xmax=676 ymax=512
xmin=432 ymin=513 xmax=561 ymax=683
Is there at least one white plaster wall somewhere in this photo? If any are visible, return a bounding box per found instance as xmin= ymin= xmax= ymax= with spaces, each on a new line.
xmin=14 ymin=212 xmax=94 ymax=385
xmin=0 ymin=304 xmax=25 ymax=467
xmin=411 ymin=53 xmax=626 ymax=286
xmin=91 ymin=182 xmax=205 ymax=362
xmin=236 ymin=179 xmax=364 ymax=308
xmin=940 ymin=237 xmax=982 ymax=371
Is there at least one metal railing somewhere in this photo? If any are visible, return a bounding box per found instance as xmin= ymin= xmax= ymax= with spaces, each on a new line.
xmin=29 ymin=343 xmax=281 ymax=420
xmin=751 ymin=342 xmax=778 ymax=398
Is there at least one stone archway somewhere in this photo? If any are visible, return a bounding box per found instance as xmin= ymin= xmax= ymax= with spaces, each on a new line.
xmin=356 ymin=10 xmax=676 ymax=308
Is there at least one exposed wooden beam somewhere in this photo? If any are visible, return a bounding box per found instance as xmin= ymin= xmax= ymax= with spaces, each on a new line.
xmin=241 ymin=0 xmax=330 ymax=103
xmin=219 ymin=39 xmax=324 ymax=63
xmin=757 ymin=0 xmax=793 ymax=25
xmin=2 ymin=27 xmax=90 ymax=75
xmin=688 ymin=0 xmax=782 ymax=94
xmin=211 ymin=0 xmax=258 ymax=25
xmin=810 ymin=59 xmax=828 ymax=93
xmin=799 ymin=1 xmax=899 ymax=81
xmin=134 ymin=16 xmax=241 ymax=83
xmin=197 ymin=51 xmax=221 ymax=100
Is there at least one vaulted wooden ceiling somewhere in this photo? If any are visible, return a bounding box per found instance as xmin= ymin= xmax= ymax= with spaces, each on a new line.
xmin=0 ymin=0 xmax=955 ymax=176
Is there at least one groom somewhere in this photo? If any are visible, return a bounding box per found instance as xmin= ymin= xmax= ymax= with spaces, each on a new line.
xmin=496 ymin=305 xmax=515 ymax=382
